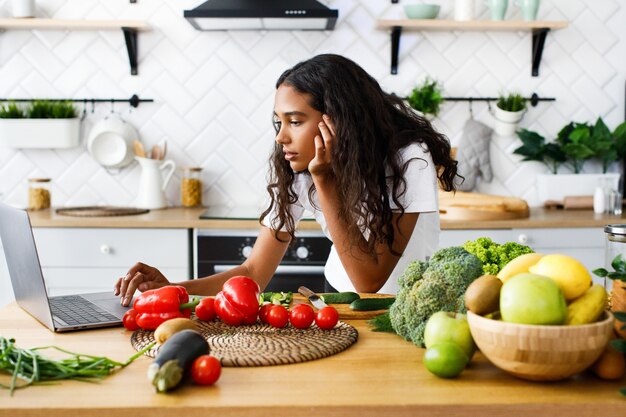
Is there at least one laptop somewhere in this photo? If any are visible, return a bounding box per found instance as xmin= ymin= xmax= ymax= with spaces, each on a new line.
xmin=0 ymin=202 xmax=130 ymax=332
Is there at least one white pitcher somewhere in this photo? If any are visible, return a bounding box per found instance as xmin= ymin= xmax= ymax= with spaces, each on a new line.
xmin=135 ymin=157 xmax=176 ymax=209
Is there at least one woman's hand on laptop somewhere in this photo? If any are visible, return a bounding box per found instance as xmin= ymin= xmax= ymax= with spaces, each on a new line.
xmin=114 ymin=262 xmax=170 ymax=306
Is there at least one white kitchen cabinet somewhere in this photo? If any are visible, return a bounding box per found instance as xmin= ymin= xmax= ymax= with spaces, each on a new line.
xmin=32 ymin=228 xmax=191 ymax=297
xmin=440 ymin=227 xmax=606 ymax=285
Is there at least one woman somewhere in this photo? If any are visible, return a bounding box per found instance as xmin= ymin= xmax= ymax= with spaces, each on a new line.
xmin=115 ymin=54 xmax=458 ymax=306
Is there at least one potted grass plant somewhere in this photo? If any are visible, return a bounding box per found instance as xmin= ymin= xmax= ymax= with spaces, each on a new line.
xmin=0 ymin=100 xmax=80 ymax=149
xmin=493 ymin=92 xmax=527 ymax=136
xmin=407 ymin=77 xmax=444 ymax=119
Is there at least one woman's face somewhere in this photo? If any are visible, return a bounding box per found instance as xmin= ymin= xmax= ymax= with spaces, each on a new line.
xmin=273 ymin=84 xmax=323 ymax=172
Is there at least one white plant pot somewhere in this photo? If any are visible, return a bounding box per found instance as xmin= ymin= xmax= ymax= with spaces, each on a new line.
xmin=0 ymin=118 xmax=81 ymax=149
xmin=536 ymin=173 xmax=620 ymax=204
xmin=493 ymin=106 xmax=525 ymax=136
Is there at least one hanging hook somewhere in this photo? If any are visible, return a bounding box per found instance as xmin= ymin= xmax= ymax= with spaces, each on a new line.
xmin=487 ymin=99 xmax=493 ymax=115
xmin=110 ymin=99 xmax=115 ymax=114
xmin=468 ymin=97 xmax=474 ymax=119
xmin=90 ymin=99 xmax=95 ymax=113
xmin=79 ymin=99 xmax=87 ymax=121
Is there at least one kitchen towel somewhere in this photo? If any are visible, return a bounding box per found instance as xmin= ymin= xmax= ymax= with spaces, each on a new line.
xmin=455 ymin=119 xmax=493 ymax=191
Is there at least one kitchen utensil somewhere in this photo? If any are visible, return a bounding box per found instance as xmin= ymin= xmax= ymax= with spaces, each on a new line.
xmin=133 ymin=140 xmax=146 ymax=158
xmin=87 ymin=116 xmax=138 ymax=169
xmin=150 ymin=144 xmax=162 ymax=160
xmin=161 ymin=140 xmax=167 ymax=159
xmin=294 ymin=293 xmax=394 ymax=320
xmin=135 ymin=156 xmax=176 ymax=210
xmin=298 ymin=286 xmax=327 ymax=310
xmin=467 ymin=310 xmax=613 ymax=381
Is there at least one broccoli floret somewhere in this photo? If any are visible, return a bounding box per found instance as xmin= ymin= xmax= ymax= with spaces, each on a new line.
xmin=389 ymin=246 xmax=483 ymax=347
xmin=463 ymin=237 xmax=533 ymax=275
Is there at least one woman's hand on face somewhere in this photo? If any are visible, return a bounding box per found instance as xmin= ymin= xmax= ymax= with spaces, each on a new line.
xmin=114 ymin=262 xmax=170 ymax=306
xmin=308 ymin=114 xmax=336 ymax=179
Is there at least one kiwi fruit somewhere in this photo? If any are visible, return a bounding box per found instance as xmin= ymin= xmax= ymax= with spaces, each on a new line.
xmin=464 ymin=274 xmax=502 ymax=315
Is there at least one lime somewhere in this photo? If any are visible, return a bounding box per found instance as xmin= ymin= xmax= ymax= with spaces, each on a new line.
xmin=422 ymin=342 xmax=469 ymax=378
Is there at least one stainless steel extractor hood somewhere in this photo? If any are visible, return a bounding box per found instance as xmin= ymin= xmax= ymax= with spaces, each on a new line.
xmin=184 ymin=0 xmax=338 ymax=31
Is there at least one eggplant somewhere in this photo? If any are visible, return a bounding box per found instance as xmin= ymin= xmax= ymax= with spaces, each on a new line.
xmin=147 ymin=329 xmax=209 ymax=392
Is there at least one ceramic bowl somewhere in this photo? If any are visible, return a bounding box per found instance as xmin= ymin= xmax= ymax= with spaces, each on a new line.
xmin=87 ymin=116 xmax=138 ymax=169
xmin=403 ymin=4 xmax=441 ymax=19
xmin=467 ymin=310 xmax=614 ymax=381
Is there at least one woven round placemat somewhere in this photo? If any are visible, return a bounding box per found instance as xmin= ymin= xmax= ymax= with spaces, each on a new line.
xmin=131 ymin=319 xmax=358 ymax=367
xmin=56 ymin=206 xmax=149 ymax=217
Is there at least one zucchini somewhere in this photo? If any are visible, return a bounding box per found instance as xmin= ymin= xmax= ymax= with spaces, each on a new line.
xmin=320 ymin=292 xmax=360 ymax=304
xmin=147 ymin=329 xmax=209 ymax=392
xmin=349 ymin=297 xmax=396 ymax=311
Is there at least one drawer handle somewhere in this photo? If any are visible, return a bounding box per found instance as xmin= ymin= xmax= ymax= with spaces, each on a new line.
xmin=517 ymin=234 xmax=528 ymax=245
xmin=100 ymin=244 xmax=112 ymax=255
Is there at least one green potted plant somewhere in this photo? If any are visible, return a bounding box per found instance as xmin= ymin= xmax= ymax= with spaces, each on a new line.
xmin=493 ymin=92 xmax=527 ymax=136
xmin=0 ymin=100 xmax=80 ymax=149
xmin=514 ymin=117 xmax=626 ymax=204
xmin=407 ymin=77 xmax=443 ymax=118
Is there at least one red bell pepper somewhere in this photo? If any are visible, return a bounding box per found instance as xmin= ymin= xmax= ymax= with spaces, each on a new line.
xmin=214 ymin=276 xmax=260 ymax=326
xmin=133 ymin=285 xmax=198 ymax=330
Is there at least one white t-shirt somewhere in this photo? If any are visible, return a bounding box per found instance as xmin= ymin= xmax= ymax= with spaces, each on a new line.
xmin=262 ymin=142 xmax=440 ymax=295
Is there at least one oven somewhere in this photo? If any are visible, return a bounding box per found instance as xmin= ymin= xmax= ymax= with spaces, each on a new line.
xmin=195 ymin=229 xmax=332 ymax=293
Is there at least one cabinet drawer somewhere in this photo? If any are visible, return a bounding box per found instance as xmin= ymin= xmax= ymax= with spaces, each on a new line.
xmin=43 ymin=267 xmax=189 ymax=297
xmin=33 ymin=228 xmax=190 ymax=268
xmin=512 ymin=228 xmax=604 ymax=249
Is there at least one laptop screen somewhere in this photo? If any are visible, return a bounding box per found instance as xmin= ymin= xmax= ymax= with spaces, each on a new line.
xmin=0 ymin=203 xmax=55 ymax=330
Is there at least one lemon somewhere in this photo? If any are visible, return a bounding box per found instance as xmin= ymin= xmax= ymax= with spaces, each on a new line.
xmin=528 ymin=254 xmax=592 ymax=301
xmin=497 ymin=253 xmax=544 ymax=283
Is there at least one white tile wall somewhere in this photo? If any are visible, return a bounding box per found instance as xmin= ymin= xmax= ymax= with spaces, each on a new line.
xmin=0 ymin=0 xmax=625 ymax=209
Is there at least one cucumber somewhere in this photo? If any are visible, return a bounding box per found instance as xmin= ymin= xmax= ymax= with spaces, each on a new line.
xmin=320 ymin=292 xmax=360 ymax=304
xmin=349 ymin=297 xmax=396 ymax=311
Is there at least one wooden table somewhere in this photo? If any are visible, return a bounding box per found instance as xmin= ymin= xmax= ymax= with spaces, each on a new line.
xmin=0 ymin=303 xmax=625 ymax=417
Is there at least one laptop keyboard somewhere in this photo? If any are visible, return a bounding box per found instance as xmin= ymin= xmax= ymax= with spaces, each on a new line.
xmin=50 ymin=295 xmax=119 ymax=326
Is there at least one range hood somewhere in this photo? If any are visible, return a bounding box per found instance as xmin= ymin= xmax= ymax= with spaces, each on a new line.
xmin=184 ymin=0 xmax=338 ymax=31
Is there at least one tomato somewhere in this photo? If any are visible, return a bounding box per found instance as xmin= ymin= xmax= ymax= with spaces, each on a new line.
xmin=266 ymin=305 xmax=289 ymax=328
xmin=191 ymin=355 xmax=222 ymax=386
xmin=195 ymin=297 xmax=216 ymax=321
xmin=259 ymin=304 xmax=273 ymax=324
xmin=122 ymin=309 xmax=139 ymax=331
xmin=315 ymin=306 xmax=339 ymax=330
xmin=289 ymin=304 xmax=315 ymax=329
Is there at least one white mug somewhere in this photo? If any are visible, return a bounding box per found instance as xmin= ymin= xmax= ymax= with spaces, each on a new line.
xmin=12 ymin=0 xmax=35 ymax=18
xmin=454 ymin=0 xmax=474 ymax=21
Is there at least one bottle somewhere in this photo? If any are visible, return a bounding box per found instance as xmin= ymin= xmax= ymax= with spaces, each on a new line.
xmin=593 ymin=186 xmax=605 ymax=214
xmin=181 ymin=167 xmax=203 ymax=207
xmin=28 ymin=178 xmax=51 ymax=210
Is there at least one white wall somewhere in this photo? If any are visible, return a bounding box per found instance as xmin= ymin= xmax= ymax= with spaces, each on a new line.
xmin=0 ymin=0 xmax=625 ymax=208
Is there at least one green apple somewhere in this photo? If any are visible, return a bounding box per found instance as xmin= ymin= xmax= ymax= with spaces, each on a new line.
xmin=500 ymin=273 xmax=567 ymax=325
xmin=423 ymin=342 xmax=469 ymax=378
xmin=424 ymin=311 xmax=476 ymax=359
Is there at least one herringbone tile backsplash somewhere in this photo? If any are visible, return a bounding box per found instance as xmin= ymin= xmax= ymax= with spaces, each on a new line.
xmin=0 ymin=0 xmax=624 ymax=208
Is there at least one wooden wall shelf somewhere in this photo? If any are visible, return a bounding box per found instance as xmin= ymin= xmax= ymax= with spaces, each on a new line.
xmin=0 ymin=18 xmax=151 ymax=76
xmin=376 ymin=19 xmax=568 ymax=76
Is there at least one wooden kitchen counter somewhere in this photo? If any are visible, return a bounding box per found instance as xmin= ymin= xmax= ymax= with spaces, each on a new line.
xmin=26 ymin=206 xmax=626 ymax=230
xmin=0 ymin=303 xmax=624 ymax=417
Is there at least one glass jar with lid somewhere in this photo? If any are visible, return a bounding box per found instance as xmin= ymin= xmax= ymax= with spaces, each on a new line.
xmin=28 ymin=178 xmax=51 ymax=210
xmin=181 ymin=167 xmax=203 ymax=207
xmin=603 ymin=224 xmax=626 ymax=338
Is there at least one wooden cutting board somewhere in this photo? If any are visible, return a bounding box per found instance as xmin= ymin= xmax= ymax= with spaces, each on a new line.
xmin=292 ymin=293 xmax=394 ymax=320
xmin=438 ymin=190 xmax=530 ymax=221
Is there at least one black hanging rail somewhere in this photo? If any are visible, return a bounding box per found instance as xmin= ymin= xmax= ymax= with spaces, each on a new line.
xmin=398 ymin=93 xmax=555 ymax=107
xmin=0 ymin=94 xmax=153 ymax=108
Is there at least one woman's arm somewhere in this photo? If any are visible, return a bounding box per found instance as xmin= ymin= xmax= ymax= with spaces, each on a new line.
xmin=115 ymin=226 xmax=291 ymax=305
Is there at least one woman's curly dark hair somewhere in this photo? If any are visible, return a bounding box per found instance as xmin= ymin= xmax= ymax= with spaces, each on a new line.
xmin=260 ymin=54 xmax=458 ymax=256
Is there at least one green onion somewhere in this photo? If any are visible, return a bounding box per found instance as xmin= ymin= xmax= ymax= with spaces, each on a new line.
xmin=0 ymin=336 xmax=155 ymax=396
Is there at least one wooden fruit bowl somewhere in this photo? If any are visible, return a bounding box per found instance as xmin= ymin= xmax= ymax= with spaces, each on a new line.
xmin=467 ymin=310 xmax=614 ymax=381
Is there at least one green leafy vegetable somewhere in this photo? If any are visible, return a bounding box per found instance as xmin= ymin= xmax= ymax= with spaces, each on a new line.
xmin=368 ymin=311 xmax=395 ymax=333
xmin=496 ymin=92 xmax=527 ymax=112
xmin=407 ymin=77 xmax=443 ymax=117
xmin=259 ymin=291 xmax=292 ymax=308
xmin=0 ymin=336 xmax=154 ymax=396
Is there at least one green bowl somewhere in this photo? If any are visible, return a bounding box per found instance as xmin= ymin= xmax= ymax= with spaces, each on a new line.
xmin=403 ymin=4 xmax=441 ymax=19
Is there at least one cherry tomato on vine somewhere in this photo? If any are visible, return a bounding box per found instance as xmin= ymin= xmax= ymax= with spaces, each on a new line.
xmin=289 ymin=304 xmax=315 ymax=329
xmin=315 ymin=306 xmax=339 ymax=330
xmin=266 ymin=304 xmax=289 ymax=328
xmin=195 ymin=297 xmax=216 ymax=321
xmin=122 ymin=309 xmax=139 ymax=331
xmin=191 ymin=355 xmax=222 ymax=386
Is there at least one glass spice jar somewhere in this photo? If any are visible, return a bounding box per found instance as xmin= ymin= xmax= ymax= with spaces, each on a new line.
xmin=181 ymin=167 xmax=203 ymax=207
xmin=28 ymin=178 xmax=51 ymax=210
